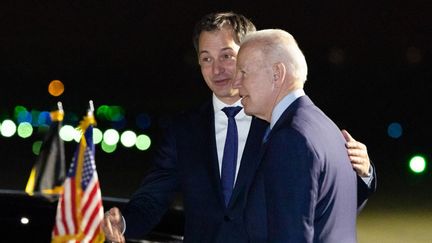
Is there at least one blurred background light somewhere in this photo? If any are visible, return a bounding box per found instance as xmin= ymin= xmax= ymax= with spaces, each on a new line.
xmin=103 ymin=128 xmax=120 ymax=146
xmin=20 ymin=217 xmax=30 ymax=225
xmin=32 ymin=141 xmax=43 ymax=155
xmin=16 ymin=109 xmax=32 ymax=124
xmin=59 ymin=125 xmax=78 ymax=142
xmin=120 ymin=130 xmax=137 ymax=148
xmin=17 ymin=122 xmax=33 ymax=138
xmin=387 ymin=122 xmax=403 ymax=139
xmin=101 ymin=140 xmax=117 ymax=153
xmin=38 ymin=111 xmax=52 ymax=127
xmin=0 ymin=119 xmax=17 ymax=137
xmin=93 ymin=128 xmax=103 ymax=144
xmin=136 ymin=134 xmax=151 ymax=151
xmin=409 ymin=155 xmax=427 ymax=174
xmin=48 ymin=80 xmax=65 ymax=97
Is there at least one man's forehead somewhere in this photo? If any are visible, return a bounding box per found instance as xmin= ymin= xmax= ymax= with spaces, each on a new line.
xmin=239 ymin=47 xmax=263 ymax=66
xmin=199 ymin=33 xmax=239 ymax=54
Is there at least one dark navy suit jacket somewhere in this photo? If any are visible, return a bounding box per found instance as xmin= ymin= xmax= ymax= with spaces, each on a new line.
xmin=122 ymin=99 xmax=267 ymax=243
xmin=122 ymin=97 xmax=375 ymax=243
xmin=246 ymin=95 xmax=360 ymax=243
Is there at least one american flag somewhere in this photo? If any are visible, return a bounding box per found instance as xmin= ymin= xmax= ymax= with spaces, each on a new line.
xmin=51 ymin=114 xmax=105 ymax=243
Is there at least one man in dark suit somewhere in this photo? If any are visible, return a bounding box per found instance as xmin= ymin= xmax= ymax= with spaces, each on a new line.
xmin=234 ymin=29 xmax=360 ymax=242
xmin=102 ymin=13 xmax=375 ymax=243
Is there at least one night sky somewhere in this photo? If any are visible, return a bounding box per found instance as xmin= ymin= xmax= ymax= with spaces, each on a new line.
xmin=1 ymin=1 xmax=431 ymax=201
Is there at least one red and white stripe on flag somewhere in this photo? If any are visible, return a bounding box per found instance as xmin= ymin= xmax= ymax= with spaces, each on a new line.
xmin=51 ymin=123 xmax=105 ymax=243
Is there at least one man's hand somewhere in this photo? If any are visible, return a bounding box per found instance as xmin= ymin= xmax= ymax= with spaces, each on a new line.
xmin=342 ymin=129 xmax=371 ymax=177
xmin=101 ymin=207 xmax=126 ymax=243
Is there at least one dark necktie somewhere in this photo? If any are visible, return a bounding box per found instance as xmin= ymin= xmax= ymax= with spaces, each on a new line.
xmin=221 ymin=106 xmax=242 ymax=206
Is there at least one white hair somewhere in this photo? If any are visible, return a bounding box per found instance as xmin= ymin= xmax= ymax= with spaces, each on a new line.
xmin=241 ymin=29 xmax=308 ymax=83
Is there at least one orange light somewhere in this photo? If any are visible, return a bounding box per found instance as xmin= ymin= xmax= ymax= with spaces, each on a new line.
xmin=48 ymin=80 xmax=65 ymax=97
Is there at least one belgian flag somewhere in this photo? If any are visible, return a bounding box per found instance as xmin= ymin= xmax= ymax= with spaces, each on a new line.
xmin=25 ymin=102 xmax=66 ymax=201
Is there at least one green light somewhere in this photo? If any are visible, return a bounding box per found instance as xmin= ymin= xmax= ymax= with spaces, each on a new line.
xmin=409 ymin=155 xmax=427 ymax=174
xmin=17 ymin=122 xmax=33 ymax=138
xmin=32 ymin=140 xmax=43 ymax=155
xmin=136 ymin=134 xmax=151 ymax=151
xmin=120 ymin=130 xmax=137 ymax=148
xmin=0 ymin=119 xmax=17 ymax=137
xmin=108 ymin=106 xmax=125 ymax=122
xmin=96 ymin=105 xmax=110 ymax=120
xmin=103 ymin=129 xmax=119 ymax=145
xmin=93 ymin=128 xmax=103 ymax=144
xmin=101 ymin=140 xmax=117 ymax=153
xmin=59 ymin=125 xmax=79 ymax=142
xmin=14 ymin=105 xmax=28 ymax=121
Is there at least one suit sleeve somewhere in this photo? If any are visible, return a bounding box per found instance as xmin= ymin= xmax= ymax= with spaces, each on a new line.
xmin=357 ymin=161 xmax=377 ymax=211
xmin=122 ymin=117 xmax=180 ymax=238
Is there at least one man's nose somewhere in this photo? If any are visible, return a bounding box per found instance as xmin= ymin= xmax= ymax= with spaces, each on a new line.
xmin=212 ymin=60 xmax=224 ymax=75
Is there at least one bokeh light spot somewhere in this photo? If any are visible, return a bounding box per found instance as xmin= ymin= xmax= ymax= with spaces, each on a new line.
xmin=101 ymin=140 xmax=117 ymax=153
xmin=108 ymin=106 xmax=125 ymax=122
xmin=387 ymin=122 xmax=402 ymax=139
xmin=48 ymin=80 xmax=65 ymax=97
xmin=38 ymin=111 xmax=52 ymax=127
xmin=20 ymin=217 xmax=30 ymax=225
xmin=32 ymin=141 xmax=43 ymax=155
xmin=0 ymin=119 xmax=17 ymax=137
xmin=136 ymin=134 xmax=151 ymax=151
xmin=96 ymin=105 xmax=110 ymax=121
xmin=120 ymin=130 xmax=137 ymax=148
xmin=16 ymin=110 xmax=32 ymax=124
xmin=409 ymin=155 xmax=427 ymax=174
xmin=93 ymin=128 xmax=103 ymax=144
xmin=59 ymin=125 xmax=79 ymax=142
xmin=17 ymin=122 xmax=33 ymax=138
xmin=103 ymin=129 xmax=120 ymax=146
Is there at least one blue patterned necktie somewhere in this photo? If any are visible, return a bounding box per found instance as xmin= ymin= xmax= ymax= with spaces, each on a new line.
xmin=221 ymin=106 xmax=242 ymax=206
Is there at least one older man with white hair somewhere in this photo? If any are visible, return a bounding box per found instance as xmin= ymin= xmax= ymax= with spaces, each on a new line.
xmin=234 ymin=29 xmax=358 ymax=242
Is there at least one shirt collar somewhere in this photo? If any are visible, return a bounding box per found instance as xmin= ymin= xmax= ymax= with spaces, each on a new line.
xmin=212 ymin=94 xmax=245 ymax=117
xmin=270 ymin=89 xmax=305 ymax=128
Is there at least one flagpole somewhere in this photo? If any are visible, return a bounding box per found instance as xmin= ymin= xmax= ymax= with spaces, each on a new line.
xmin=57 ymin=101 xmax=63 ymax=113
xmin=88 ymin=100 xmax=94 ymax=115
xmin=51 ymin=100 xmax=105 ymax=243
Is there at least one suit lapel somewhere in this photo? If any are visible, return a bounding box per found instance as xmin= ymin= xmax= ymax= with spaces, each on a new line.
xmin=229 ymin=117 xmax=268 ymax=206
xmin=198 ymin=100 xmax=225 ymax=204
xmin=254 ymin=96 xmax=314 ymax=168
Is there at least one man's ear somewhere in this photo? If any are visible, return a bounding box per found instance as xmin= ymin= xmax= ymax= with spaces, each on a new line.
xmin=273 ymin=62 xmax=286 ymax=86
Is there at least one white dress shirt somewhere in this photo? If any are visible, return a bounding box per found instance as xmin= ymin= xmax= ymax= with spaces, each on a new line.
xmin=213 ymin=94 xmax=252 ymax=184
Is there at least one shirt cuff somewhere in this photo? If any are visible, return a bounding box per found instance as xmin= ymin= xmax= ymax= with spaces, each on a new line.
xmin=121 ymin=215 xmax=126 ymax=235
xmin=360 ymin=165 xmax=374 ymax=187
